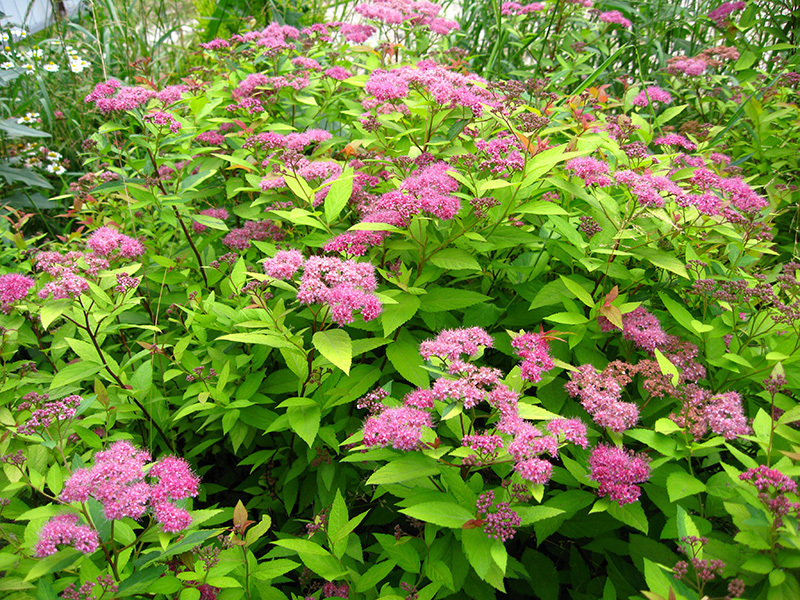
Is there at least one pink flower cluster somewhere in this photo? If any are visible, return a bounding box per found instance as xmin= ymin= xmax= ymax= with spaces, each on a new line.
xmin=34 ymin=250 xmax=109 ymax=300
xmin=362 ymin=406 xmax=432 ymax=450
xmin=565 ymin=362 xmax=639 ymax=432
xmin=589 ymin=444 xmax=650 ymax=505
xmin=321 ymin=582 xmax=350 ymax=598
xmin=600 ymin=306 xmax=668 ymax=352
xmin=263 ymin=249 xmax=305 ymax=280
xmin=671 ymin=389 xmax=750 ymax=440
xmin=245 ymin=129 xmax=332 ymax=151
xmin=632 ymin=86 xmax=673 ymax=107
xmin=362 ymin=62 xmax=499 ymax=117
xmin=298 ymin=256 xmax=382 ymax=325
xmin=654 ymin=133 xmax=696 ymax=151
xmin=354 ymin=0 xmax=458 ymax=35
xmin=0 ymin=273 xmax=34 ymax=313
xmin=419 ymin=327 xmax=494 ymax=361
xmin=192 ymin=207 xmax=230 ymax=234
xmin=17 ymin=393 xmax=81 ymax=436
xmin=474 ymin=133 xmax=526 ymax=176
xmin=708 ymin=2 xmax=746 ymax=27
xmin=565 ymin=157 xmax=612 ymax=186
xmin=222 ymin=220 xmax=285 ymax=250
xmin=476 ymin=490 xmax=521 ymax=541
xmin=511 ymin=331 xmax=555 ymax=382
xmin=60 ymin=440 xmax=200 ymax=532
xmin=34 ymin=513 xmax=99 ymax=557
xmin=740 ymin=465 xmax=800 ymax=527
xmin=324 ymin=162 xmax=460 ymax=255
xmin=598 ymin=10 xmax=631 ymax=28
xmin=87 ymin=227 xmax=145 ymax=259
xmin=84 ymin=80 xmax=156 ymax=113
xmin=143 ymin=110 xmax=181 ymax=133
xmin=501 ymin=2 xmax=546 ymax=16
xmin=432 ymin=361 xmax=503 ymax=409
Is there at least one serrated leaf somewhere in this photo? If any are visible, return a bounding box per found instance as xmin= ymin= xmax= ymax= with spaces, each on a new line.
xmin=399 ymin=502 xmax=473 ymax=528
xmin=312 ymin=329 xmax=352 ymax=375
xmin=654 ymin=349 xmax=680 ymax=386
xmin=287 ymin=404 xmax=320 ymax=447
xmin=418 ymin=288 xmax=491 ymax=312
xmin=559 ymin=275 xmax=594 ymax=307
xmin=324 ymin=168 xmax=353 ymax=223
xmin=381 ymin=294 xmax=420 ymax=337
xmin=544 ymin=312 xmax=588 ymax=325
xmin=666 ymin=471 xmax=706 ymax=502
xmin=366 ymin=453 xmax=439 ymax=485
xmin=429 ymin=249 xmax=481 ymax=271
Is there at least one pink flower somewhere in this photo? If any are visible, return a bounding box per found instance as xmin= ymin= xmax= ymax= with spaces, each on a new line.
xmin=363 ymin=406 xmax=432 ymax=450
xmin=35 ymin=513 xmax=99 ymax=557
xmin=547 ymin=418 xmax=589 ymax=448
xmin=420 ymin=327 xmax=494 ymax=361
xmin=589 ymin=444 xmax=650 ymax=505
xmin=653 ymin=133 xmax=696 ymax=151
xmin=610 ymin=306 xmax=669 ymax=352
xmin=87 ymin=227 xmax=145 ymax=259
xmin=222 ymin=220 xmax=285 ymax=250
xmin=565 ymin=157 xmax=612 ymax=186
xmin=263 ymin=250 xmax=304 ymax=279
xmin=476 ymin=490 xmax=520 ymax=541
xmin=599 ymin=10 xmax=631 ymax=28
xmin=632 ymin=86 xmax=673 ymax=107
xmin=296 ymin=256 xmax=381 ymax=325
xmin=515 ymin=457 xmax=553 ymax=484
xmin=708 ymin=2 xmax=746 ymax=27
xmin=511 ymin=331 xmax=554 ymax=382
xmin=565 ymin=362 xmax=639 ymax=432
xmin=0 ymin=273 xmax=34 ymax=312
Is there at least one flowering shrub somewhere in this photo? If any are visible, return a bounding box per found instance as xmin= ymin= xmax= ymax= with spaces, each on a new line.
xmin=0 ymin=1 xmax=799 ymax=600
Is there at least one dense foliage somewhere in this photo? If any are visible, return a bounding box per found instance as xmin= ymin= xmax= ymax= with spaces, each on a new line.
xmin=1 ymin=1 xmax=800 ymax=600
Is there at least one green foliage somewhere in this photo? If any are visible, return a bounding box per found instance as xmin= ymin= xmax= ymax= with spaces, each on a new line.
xmin=0 ymin=1 xmax=799 ymax=600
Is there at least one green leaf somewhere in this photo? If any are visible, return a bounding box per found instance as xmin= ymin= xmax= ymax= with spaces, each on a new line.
xmin=544 ymin=312 xmax=588 ymax=325
xmin=288 ymin=404 xmax=320 ymax=447
xmin=324 ymin=168 xmax=354 ymax=223
xmin=24 ymin=549 xmax=80 ymax=582
xmin=191 ymin=213 xmax=228 ymax=231
xmin=216 ymin=333 xmax=296 ymax=349
xmin=637 ymin=248 xmax=688 ymax=278
xmin=0 ymin=119 xmax=51 ymax=138
xmin=40 ymin=299 xmax=72 ymax=330
xmin=666 ymin=471 xmax=706 ymax=503
xmin=429 ymin=249 xmax=481 ymax=271
xmin=49 ymin=362 xmax=103 ymax=390
xmin=285 ymin=173 xmax=314 ymax=203
xmin=272 ymin=538 xmax=330 ymax=556
xmin=462 ymin=528 xmax=502 ymax=579
xmin=658 ymin=292 xmax=695 ymax=332
xmin=252 ymin=559 xmax=301 ymax=581
xmin=418 ymin=288 xmax=491 ymax=312
xmin=386 ymin=332 xmax=428 ymax=388
xmin=366 ymin=453 xmax=440 ymax=485
xmin=357 ymin=560 xmax=396 ymax=593
xmin=516 ymin=201 xmax=569 ymax=215
xmin=399 ymin=502 xmax=473 ymax=528
xmin=607 ymin=501 xmax=648 ymax=533
xmin=690 ymin=319 xmax=713 ymax=334
xmin=381 ymin=294 xmax=420 ymax=337
xmin=654 ymin=349 xmax=680 ymax=386
xmin=559 ymin=275 xmax=594 ymax=307
xmin=312 ymin=329 xmax=352 ymax=375
xmin=515 ymin=506 xmax=565 ymax=526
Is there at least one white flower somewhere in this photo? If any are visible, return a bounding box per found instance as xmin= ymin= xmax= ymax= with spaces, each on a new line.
xmin=0 ymin=61 xmax=13 ymax=69
xmin=23 ymin=63 xmax=34 ymax=72
xmin=43 ymin=62 xmax=59 ymax=72
xmin=10 ymin=28 xmax=27 ymax=39
xmin=69 ymin=58 xmax=90 ymax=73
xmin=17 ymin=112 xmax=40 ymax=124
xmin=0 ymin=33 xmax=8 ymax=42
xmin=46 ymin=151 xmax=62 ymax=161
xmin=46 ymin=163 xmax=66 ymax=175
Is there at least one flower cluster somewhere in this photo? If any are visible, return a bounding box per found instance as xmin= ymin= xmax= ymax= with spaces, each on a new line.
xmin=362 ymin=406 xmax=432 ymax=450
xmin=511 ymin=331 xmax=555 ymax=382
xmin=16 ymin=393 xmax=81 ymax=436
xmin=565 ymin=157 xmax=611 ymax=186
xmin=419 ymin=327 xmax=494 ymax=361
xmin=670 ymin=389 xmax=750 ymax=440
xmin=86 ymin=227 xmax=145 ymax=259
xmin=475 ymin=490 xmax=521 ymax=542
xmin=565 ymin=362 xmax=638 ymax=432
xmin=34 ymin=250 xmax=110 ymax=300
xmin=632 ymin=86 xmax=673 ymax=107
xmin=34 ymin=513 xmax=99 ymax=557
xmin=0 ymin=273 xmax=34 ymax=313
xmin=354 ymin=0 xmax=458 ymax=36
xmin=740 ymin=465 xmax=800 ymax=527
xmin=588 ymin=444 xmax=651 ymax=505
xmin=600 ymin=306 xmax=668 ymax=352
xmin=58 ymin=440 xmax=200 ymax=532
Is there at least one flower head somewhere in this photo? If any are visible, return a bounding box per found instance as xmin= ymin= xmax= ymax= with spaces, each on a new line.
xmin=0 ymin=273 xmax=34 ymax=312
xmin=589 ymin=444 xmax=650 ymax=505
xmin=35 ymin=513 xmax=99 ymax=557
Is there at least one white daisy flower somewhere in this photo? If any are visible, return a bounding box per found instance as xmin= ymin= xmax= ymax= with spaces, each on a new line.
xmin=43 ymin=62 xmax=59 ymax=72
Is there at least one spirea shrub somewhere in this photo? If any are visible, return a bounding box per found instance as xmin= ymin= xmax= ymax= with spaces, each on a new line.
xmin=1 ymin=1 xmax=799 ymax=599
